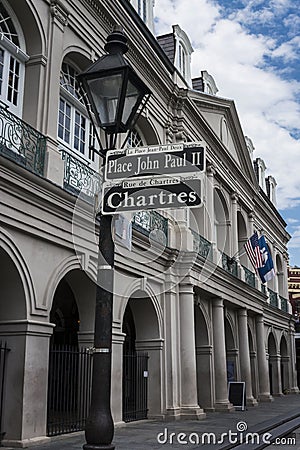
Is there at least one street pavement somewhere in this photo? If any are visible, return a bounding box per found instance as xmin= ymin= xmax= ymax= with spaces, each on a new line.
xmin=3 ymin=394 xmax=300 ymax=450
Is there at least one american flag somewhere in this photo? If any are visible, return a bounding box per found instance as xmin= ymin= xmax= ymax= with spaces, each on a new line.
xmin=244 ymin=232 xmax=264 ymax=269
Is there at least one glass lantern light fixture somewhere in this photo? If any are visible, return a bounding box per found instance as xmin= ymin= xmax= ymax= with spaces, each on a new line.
xmin=77 ymin=25 xmax=151 ymax=150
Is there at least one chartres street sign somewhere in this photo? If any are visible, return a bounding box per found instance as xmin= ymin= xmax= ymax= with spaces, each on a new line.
xmin=101 ymin=175 xmax=202 ymax=214
xmin=105 ymin=142 xmax=205 ymax=181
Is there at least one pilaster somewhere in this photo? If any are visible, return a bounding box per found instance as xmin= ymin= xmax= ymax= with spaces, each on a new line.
xmin=178 ymin=283 xmax=205 ymax=419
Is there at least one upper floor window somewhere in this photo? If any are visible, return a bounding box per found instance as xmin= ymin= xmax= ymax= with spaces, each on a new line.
xmin=127 ymin=128 xmax=144 ymax=148
xmin=0 ymin=1 xmax=28 ymax=116
xmin=137 ymin=0 xmax=147 ymax=22
xmin=178 ymin=44 xmax=186 ymax=79
xmin=58 ymin=62 xmax=99 ymax=167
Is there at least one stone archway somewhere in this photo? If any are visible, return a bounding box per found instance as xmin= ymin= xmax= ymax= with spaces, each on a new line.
xmin=122 ymin=291 xmax=163 ymax=420
xmin=47 ymin=268 xmax=96 ymax=436
xmin=280 ymin=335 xmax=289 ymax=393
xmin=248 ymin=326 xmax=258 ymax=399
xmin=0 ymin=245 xmax=53 ymax=445
xmin=50 ymin=278 xmax=79 ymax=346
xmin=268 ymin=332 xmax=282 ymax=396
xmin=214 ymin=188 xmax=230 ymax=255
xmin=225 ymin=316 xmax=237 ymax=382
xmin=194 ymin=305 xmax=213 ymax=410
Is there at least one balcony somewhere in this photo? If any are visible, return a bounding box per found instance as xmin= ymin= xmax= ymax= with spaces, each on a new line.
xmin=132 ymin=210 xmax=168 ymax=245
xmin=221 ymin=252 xmax=238 ymax=277
xmin=60 ymin=149 xmax=101 ymax=202
xmin=280 ymin=296 xmax=289 ymax=313
xmin=0 ymin=103 xmax=46 ymax=176
xmin=243 ymin=265 xmax=255 ymax=288
xmin=268 ymin=289 xmax=278 ymax=308
xmin=191 ymin=230 xmax=212 ymax=260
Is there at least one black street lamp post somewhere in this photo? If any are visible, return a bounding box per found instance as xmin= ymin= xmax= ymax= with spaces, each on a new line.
xmin=77 ymin=26 xmax=151 ymax=450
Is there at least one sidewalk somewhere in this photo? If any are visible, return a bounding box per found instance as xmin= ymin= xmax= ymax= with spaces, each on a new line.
xmin=3 ymin=394 xmax=300 ymax=450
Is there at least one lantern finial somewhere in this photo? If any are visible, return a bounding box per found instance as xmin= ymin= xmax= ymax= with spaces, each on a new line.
xmin=104 ymin=25 xmax=128 ymax=55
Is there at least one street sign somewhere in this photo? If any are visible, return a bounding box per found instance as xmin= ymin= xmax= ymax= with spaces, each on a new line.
xmin=105 ymin=142 xmax=205 ymax=181
xmin=101 ymin=175 xmax=202 ymax=214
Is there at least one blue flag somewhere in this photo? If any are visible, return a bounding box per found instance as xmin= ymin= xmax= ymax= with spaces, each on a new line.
xmin=257 ymin=235 xmax=275 ymax=283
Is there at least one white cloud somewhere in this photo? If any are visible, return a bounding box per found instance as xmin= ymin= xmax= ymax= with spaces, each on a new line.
xmin=289 ymin=226 xmax=300 ymax=249
xmin=154 ymin=0 xmax=300 ymax=210
xmin=272 ymin=36 xmax=300 ymax=62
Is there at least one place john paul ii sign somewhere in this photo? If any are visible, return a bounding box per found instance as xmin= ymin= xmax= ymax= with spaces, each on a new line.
xmin=101 ymin=142 xmax=206 ymax=214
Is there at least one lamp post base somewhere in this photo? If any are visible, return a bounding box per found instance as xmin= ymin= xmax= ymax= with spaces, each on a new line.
xmin=83 ymin=445 xmax=115 ymax=450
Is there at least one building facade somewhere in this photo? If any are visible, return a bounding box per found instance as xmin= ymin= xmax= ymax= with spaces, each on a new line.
xmin=0 ymin=0 xmax=298 ymax=446
xmin=288 ymin=266 xmax=300 ymax=388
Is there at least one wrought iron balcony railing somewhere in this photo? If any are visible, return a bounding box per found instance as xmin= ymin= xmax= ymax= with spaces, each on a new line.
xmin=280 ymin=296 xmax=289 ymax=313
xmin=132 ymin=210 xmax=168 ymax=246
xmin=0 ymin=103 xmax=46 ymax=176
xmin=268 ymin=289 xmax=278 ymax=308
xmin=191 ymin=230 xmax=212 ymax=260
xmin=221 ymin=252 xmax=238 ymax=277
xmin=261 ymin=284 xmax=267 ymax=295
xmin=60 ymin=149 xmax=101 ymax=202
xmin=242 ymin=265 xmax=255 ymax=288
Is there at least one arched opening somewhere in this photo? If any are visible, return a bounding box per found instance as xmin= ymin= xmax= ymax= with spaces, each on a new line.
xmin=57 ymin=56 xmax=100 ymax=172
xmin=122 ymin=293 xmax=162 ymax=421
xmin=214 ymin=188 xmax=230 ymax=256
xmin=268 ymin=332 xmax=281 ymax=396
xmin=0 ymin=247 xmax=28 ymax=440
xmin=50 ymin=278 xmax=79 ymax=346
xmin=280 ymin=335 xmax=289 ymax=393
xmin=194 ymin=305 xmax=213 ymax=410
xmin=225 ymin=317 xmax=237 ymax=383
xmin=248 ymin=326 xmax=258 ymax=399
xmin=0 ymin=247 xmax=27 ymax=320
xmin=276 ymin=255 xmax=284 ymax=297
xmin=47 ymin=269 xmax=95 ymax=436
xmin=237 ymin=211 xmax=248 ymax=267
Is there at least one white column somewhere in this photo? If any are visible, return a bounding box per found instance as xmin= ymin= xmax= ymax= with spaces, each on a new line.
xmin=164 ymin=279 xmax=180 ymax=419
xmin=238 ymin=309 xmax=257 ymax=406
xmin=0 ymin=320 xmax=54 ymax=447
xmin=212 ymin=298 xmax=233 ymax=411
xmin=179 ymin=283 xmax=205 ymax=419
xmin=255 ymin=315 xmax=273 ymax=401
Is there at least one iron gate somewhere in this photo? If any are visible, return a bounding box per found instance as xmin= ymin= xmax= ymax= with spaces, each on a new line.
xmin=0 ymin=342 xmax=10 ymax=443
xmin=47 ymin=345 xmax=92 ymax=436
xmin=123 ymin=352 xmax=149 ymax=422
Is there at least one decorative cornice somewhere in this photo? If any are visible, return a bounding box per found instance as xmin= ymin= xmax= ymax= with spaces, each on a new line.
xmin=206 ymin=162 xmax=216 ymax=177
xmin=50 ymin=0 xmax=69 ymax=27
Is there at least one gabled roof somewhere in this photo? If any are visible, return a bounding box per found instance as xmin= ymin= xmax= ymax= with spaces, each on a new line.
xmin=157 ymin=33 xmax=175 ymax=63
xmin=188 ymin=89 xmax=258 ymax=187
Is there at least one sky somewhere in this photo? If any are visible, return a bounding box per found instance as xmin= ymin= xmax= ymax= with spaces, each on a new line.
xmin=153 ymin=0 xmax=300 ymax=266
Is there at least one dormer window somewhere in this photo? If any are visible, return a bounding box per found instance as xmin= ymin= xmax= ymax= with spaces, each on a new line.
xmin=138 ymin=0 xmax=147 ymax=21
xmin=254 ymin=158 xmax=267 ymax=192
xmin=178 ymin=43 xmax=186 ymax=79
xmin=129 ymin=0 xmax=155 ymax=32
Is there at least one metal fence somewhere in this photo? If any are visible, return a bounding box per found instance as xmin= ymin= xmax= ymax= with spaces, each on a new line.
xmin=123 ymin=352 xmax=149 ymax=423
xmin=47 ymin=345 xmax=93 ymax=436
xmin=0 ymin=103 xmax=46 ymax=176
xmin=133 ymin=211 xmax=168 ymax=246
xmin=0 ymin=342 xmax=10 ymax=443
